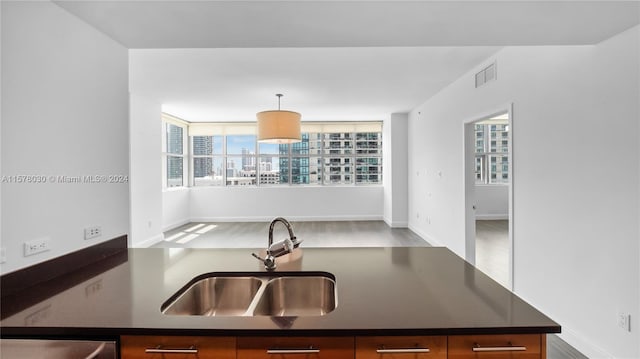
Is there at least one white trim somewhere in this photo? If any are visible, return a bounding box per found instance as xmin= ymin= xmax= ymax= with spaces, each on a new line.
xmin=462 ymin=102 xmax=514 ymax=290
xmin=559 ymin=328 xmax=612 ymax=359
xmin=475 ymin=214 xmax=509 ymax=220
xmin=186 ymin=120 xmax=383 ymax=137
xmin=132 ymin=234 xmax=164 ymax=248
xmin=190 ymin=215 xmax=383 ymax=223
xmin=408 ymin=224 xmax=444 ymax=247
xmin=384 ymin=218 xmax=409 ymax=228
xmin=162 ymin=218 xmax=191 ymax=232
xmin=162 ymin=113 xmax=189 ymax=126
xmin=163 ymin=187 xmax=190 ymax=194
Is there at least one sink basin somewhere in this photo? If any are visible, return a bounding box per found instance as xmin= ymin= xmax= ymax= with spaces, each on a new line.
xmin=162 ymin=276 xmax=262 ymax=316
xmin=253 ymin=276 xmax=337 ymax=316
xmin=161 ymin=272 xmax=337 ymax=317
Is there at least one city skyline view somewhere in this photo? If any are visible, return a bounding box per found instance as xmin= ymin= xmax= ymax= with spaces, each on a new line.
xmin=166 ymin=122 xmax=383 ymax=187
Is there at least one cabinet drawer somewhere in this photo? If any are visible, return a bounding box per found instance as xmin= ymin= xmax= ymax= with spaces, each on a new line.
xmin=448 ymin=334 xmax=542 ymax=359
xmin=120 ymin=336 xmax=235 ymax=359
xmin=356 ymin=336 xmax=447 ymax=358
xmin=237 ymin=336 xmax=354 ymax=359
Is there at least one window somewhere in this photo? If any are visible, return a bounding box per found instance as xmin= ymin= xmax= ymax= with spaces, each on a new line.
xmin=322 ymin=132 xmax=353 ymax=184
xmin=182 ymin=121 xmax=382 ymax=187
xmin=164 ymin=122 xmax=187 ymax=188
xmin=192 ymin=135 xmax=224 ymax=186
xmin=226 ymin=135 xmax=257 ymax=186
xmin=290 ymin=133 xmax=321 ymax=185
xmin=475 ymin=122 xmax=509 ymax=184
xmin=355 ymin=132 xmax=382 ymax=184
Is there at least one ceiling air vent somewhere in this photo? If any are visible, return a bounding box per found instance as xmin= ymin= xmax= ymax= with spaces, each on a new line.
xmin=475 ymin=62 xmax=497 ymax=88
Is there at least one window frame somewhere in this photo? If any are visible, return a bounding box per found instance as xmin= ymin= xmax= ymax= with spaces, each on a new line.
xmin=185 ymin=123 xmax=383 ymax=188
xmin=474 ymin=122 xmax=509 ymax=185
xmin=162 ymin=120 xmax=189 ymax=189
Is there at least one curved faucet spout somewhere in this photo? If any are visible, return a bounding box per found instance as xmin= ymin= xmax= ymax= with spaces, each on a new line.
xmin=268 ymin=217 xmax=297 ymax=248
xmin=253 ymin=217 xmax=300 ymax=270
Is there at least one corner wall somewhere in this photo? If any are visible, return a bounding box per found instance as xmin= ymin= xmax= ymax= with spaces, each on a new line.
xmin=408 ymin=26 xmax=639 ymax=358
xmin=163 ymin=188 xmax=190 ymax=232
xmin=129 ymin=94 xmax=163 ymax=247
xmin=0 ymin=2 xmax=129 ymax=274
xmin=383 ymin=113 xmax=409 ymax=227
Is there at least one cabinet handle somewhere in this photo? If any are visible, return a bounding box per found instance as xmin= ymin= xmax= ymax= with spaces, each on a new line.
xmin=377 ymin=347 xmax=430 ymax=354
xmin=145 ymin=345 xmax=198 ymax=354
xmin=472 ymin=342 xmax=526 ymax=352
xmin=267 ymin=346 xmax=320 ymax=354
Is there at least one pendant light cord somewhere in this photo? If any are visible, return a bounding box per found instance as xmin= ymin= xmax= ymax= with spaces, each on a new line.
xmin=276 ymin=93 xmax=283 ymax=110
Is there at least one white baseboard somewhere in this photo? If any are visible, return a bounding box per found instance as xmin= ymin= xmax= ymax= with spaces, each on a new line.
xmin=475 ymin=214 xmax=509 ymax=220
xmin=132 ymin=233 xmax=164 ymax=248
xmin=383 ymin=218 xmax=409 ymax=228
xmin=558 ymin=328 xmax=613 ymax=359
xmin=189 ymin=215 xmax=383 ymax=223
xmin=162 ymin=218 xmax=190 ymax=232
xmin=407 ymin=225 xmax=443 ymax=247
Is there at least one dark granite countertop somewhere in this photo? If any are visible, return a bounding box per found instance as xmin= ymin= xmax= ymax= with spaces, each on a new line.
xmin=0 ymin=247 xmax=560 ymax=337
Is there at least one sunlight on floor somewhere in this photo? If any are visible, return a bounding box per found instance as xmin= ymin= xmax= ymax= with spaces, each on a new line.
xmin=164 ymin=223 xmax=218 ymax=244
xmin=184 ymin=223 xmax=206 ymax=232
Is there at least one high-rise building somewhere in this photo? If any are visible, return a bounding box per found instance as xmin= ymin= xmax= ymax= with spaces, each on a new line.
xmin=474 ymin=123 xmax=509 ymax=184
xmin=166 ymin=124 xmax=184 ymax=187
xmin=241 ymin=148 xmax=256 ymax=170
xmin=193 ymin=136 xmax=213 ymax=178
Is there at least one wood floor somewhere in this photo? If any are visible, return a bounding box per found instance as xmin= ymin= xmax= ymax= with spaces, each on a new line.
xmin=158 ymin=220 xmax=586 ymax=359
xmin=155 ymin=221 xmax=430 ymax=249
xmin=475 ymin=220 xmax=510 ymax=288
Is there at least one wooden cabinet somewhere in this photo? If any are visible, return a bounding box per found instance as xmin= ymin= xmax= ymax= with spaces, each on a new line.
xmin=356 ymin=336 xmax=447 ymax=358
xmin=120 ymin=334 xmax=547 ymax=359
xmin=448 ymin=334 xmax=544 ymax=359
xmin=120 ymin=335 xmax=235 ymax=359
xmin=237 ymin=336 xmax=354 ymax=359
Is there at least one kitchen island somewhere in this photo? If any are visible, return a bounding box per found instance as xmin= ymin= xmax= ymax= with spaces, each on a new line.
xmin=1 ymin=243 xmax=560 ymax=357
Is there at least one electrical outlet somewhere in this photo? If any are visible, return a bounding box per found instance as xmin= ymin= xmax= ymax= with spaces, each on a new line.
xmin=25 ymin=305 xmax=51 ymax=326
xmin=84 ymin=226 xmax=102 ymax=240
xmin=0 ymin=247 xmax=6 ymax=263
xmin=85 ymin=279 xmax=103 ymax=298
xmin=24 ymin=238 xmax=51 ymax=257
xmin=618 ymin=312 xmax=631 ymax=332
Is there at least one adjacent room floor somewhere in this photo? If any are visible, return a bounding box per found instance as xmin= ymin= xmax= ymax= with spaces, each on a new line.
xmin=475 ymin=219 xmax=510 ymax=288
xmin=157 ymin=220 xmax=586 ymax=359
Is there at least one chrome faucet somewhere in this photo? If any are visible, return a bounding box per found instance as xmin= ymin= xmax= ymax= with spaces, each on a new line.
xmin=268 ymin=217 xmax=297 ymax=250
xmin=252 ymin=217 xmax=301 ymax=270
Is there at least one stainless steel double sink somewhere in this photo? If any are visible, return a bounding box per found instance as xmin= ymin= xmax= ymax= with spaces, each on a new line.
xmin=161 ymin=271 xmax=337 ymax=317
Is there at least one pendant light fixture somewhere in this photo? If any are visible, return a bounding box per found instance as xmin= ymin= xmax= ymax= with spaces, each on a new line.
xmin=257 ymin=94 xmax=301 ymax=144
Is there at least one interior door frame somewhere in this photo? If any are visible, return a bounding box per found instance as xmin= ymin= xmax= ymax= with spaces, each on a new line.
xmin=463 ymin=103 xmax=514 ymax=290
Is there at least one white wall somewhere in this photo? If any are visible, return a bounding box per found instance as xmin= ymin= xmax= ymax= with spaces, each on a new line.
xmin=189 ymin=186 xmax=383 ymax=222
xmin=408 ymin=26 xmax=639 ymax=358
xmin=0 ymin=1 xmax=4 ymax=266
xmin=475 ymin=184 xmax=508 ymax=220
xmin=0 ymin=2 xmax=129 ymax=274
xmin=383 ymin=113 xmax=409 ymax=227
xmin=163 ymin=188 xmax=190 ymax=231
xmin=129 ymin=94 xmax=163 ymax=247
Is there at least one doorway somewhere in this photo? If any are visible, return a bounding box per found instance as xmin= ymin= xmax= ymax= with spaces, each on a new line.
xmin=464 ymin=106 xmax=513 ymax=289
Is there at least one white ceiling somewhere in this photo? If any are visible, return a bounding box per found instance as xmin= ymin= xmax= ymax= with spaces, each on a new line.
xmin=129 ymin=47 xmax=500 ymax=122
xmin=54 ymin=1 xmax=640 ymax=122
